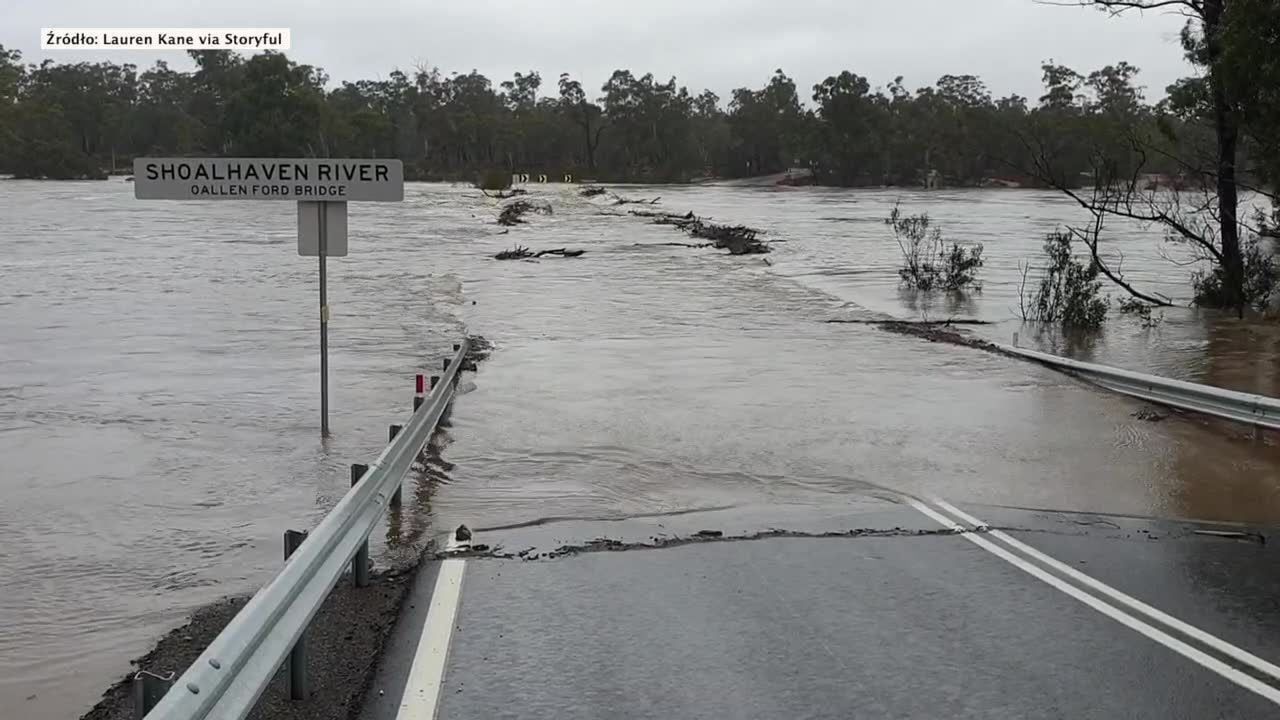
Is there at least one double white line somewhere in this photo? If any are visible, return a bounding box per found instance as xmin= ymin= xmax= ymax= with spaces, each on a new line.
xmin=908 ymin=497 xmax=1280 ymax=705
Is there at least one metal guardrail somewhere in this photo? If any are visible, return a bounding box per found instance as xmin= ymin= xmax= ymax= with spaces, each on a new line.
xmin=141 ymin=339 xmax=471 ymax=720
xmin=998 ymin=342 xmax=1280 ymax=431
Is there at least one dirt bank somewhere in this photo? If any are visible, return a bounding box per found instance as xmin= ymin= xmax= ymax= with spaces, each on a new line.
xmin=79 ymin=552 xmax=429 ymax=720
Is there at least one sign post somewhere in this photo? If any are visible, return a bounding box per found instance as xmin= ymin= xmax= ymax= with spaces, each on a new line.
xmin=318 ymin=205 xmax=329 ymax=435
xmin=134 ymin=158 xmax=404 ymax=436
xmin=297 ymin=200 xmax=348 ymax=434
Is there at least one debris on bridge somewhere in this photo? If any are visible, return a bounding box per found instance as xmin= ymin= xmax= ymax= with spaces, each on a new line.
xmin=629 ymin=208 xmax=693 ymax=222
xmin=610 ymin=193 xmax=661 ymax=205
xmin=579 ymin=186 xmax=609 ymax=197
xmin=497 ymin=199 xmax=553 ymax=226
xmin=825 ymin=318 xmax=991 ymax=326
xmin=628 ymin=207 xmax=770 ymax=255
xmin=685 ymin=220 xmax=769 ymax=255
xmin=640 ymin=241 xmax=714 ymax=249
xmin=494 ymin=245 xmax=586 ymax=260
xmin=481 ymin=188 xmax=527 ymax=200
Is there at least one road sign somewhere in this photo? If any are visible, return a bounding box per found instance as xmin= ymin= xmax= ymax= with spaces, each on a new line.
xmin=132 ymin=157 xmax=405 ymax=437
xmin=298 ymin=201 xmax=347 ymax=256
xmin=132 ymin=158 xmax=403 ymax=201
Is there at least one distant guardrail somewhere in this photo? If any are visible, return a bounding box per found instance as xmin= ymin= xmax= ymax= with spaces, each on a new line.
xmin=138 ymin=340 xmax=471 ymax=720
xmin=998 ymin=342 xmax=1280 ymax=431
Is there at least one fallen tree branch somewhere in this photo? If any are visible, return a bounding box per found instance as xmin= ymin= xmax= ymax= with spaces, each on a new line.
xmin=653 ymin=216 xmax=699 ymax=229
xmin=495 ymin=245 xmax=533 ymax=260
xmin=611 ymin=193 xmax=661 ymax=205
xmin=825 ymin=318 xmax=992 ymax=325
xmin=630 ymin=209 xmax=694 ymax=220
xmin=495 ymin=244 xmax=585 ymax=260
xmin=481 ymin=188 xmax=528 ymax=199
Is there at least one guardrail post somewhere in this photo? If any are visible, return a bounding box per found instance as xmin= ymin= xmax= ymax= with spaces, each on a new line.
xmin=283 ymin=530 xmax=309 ymax=700
xmin=350 ymin=463 xmax=371 ymax=587
xmin=414 ymin=374 xmax=425 ymax=411
xmin=389 ymin=424 xmax=403 ymax=506
xmin=132 ymin=670 xmax=173 ymax=719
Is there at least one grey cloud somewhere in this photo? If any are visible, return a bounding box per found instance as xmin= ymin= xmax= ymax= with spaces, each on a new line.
xmin=5 ymin=0 xmax=1191 ymax=103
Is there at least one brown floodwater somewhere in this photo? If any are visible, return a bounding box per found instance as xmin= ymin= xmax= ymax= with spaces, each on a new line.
xmin=1 ymin=180 xmax=1278 ymax=719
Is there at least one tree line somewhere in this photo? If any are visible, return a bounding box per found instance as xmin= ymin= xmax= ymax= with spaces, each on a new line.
xmin=0 ymin=40 xmax=1268 ymax=189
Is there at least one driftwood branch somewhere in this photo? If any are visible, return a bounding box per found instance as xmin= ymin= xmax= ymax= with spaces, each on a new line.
xmin=629 ymin=209 xmax=694 ymax=220
xmin=825 ymin=318 xmax=991 ymax=325
xmin=611 ymin=193 xmax=661 ymax=205
xmin=481 ymin=188 xmax=528 ymax=199
xmin=495 ymin=244 xmax=585 ymax=260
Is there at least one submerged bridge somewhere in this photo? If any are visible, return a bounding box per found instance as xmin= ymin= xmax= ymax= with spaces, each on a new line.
xmin=119 ymin=341 xmax=1280 ymax=720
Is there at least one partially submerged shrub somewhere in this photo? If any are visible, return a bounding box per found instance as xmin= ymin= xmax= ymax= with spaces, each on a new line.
xmin=1021 ymin=230 xmax=1108 ymax=329
xmin=1193 ymin=236 xmax=1279 ymax=311
xmin=886 ymin=204 xmax=983 ymax=291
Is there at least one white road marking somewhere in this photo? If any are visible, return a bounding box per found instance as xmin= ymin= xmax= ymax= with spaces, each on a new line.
xmin=927 ymin=496 xmax=1280 ymax=684
xmin=395 ymin=538 xmax=468 ymax=720
xmin=906 ymin=498 xmax=1280 ymax=706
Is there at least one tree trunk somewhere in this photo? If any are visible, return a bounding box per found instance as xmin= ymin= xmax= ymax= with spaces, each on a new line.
xmin=1203 ymin=0 xmax=1244 ymax=313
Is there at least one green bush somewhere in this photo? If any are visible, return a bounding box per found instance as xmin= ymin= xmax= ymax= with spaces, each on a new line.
xmin=1022 ymin=230 xmax=1108 ymax=329
xmin=886 ymin=204 xmax=983 ymax=292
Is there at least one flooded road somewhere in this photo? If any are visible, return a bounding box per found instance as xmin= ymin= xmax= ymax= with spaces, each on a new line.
xmin=2 ymin=180 xmax=1279 ymax=719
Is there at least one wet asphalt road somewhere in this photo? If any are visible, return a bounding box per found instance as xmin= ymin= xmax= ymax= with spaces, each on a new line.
xmin=360 ymin=501 xmax=1280 ymax=720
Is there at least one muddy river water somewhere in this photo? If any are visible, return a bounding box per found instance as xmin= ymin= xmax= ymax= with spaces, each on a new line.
xmin=2 ymin=180 xmax=1278 ymax=719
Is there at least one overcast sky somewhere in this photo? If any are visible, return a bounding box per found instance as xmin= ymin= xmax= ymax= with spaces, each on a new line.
xmin=8 ymin=0 xmax=1193 ymax=104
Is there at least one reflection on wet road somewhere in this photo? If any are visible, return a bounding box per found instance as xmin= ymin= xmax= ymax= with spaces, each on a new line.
xmin=2 ymin=181 xmax=1279 ymax=718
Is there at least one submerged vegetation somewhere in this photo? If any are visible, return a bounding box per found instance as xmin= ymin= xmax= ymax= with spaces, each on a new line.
xmin=886 ymin=206 xmax=984 ymax=292
xmin=1019 ymin=231 xmax=1109 ymax=330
